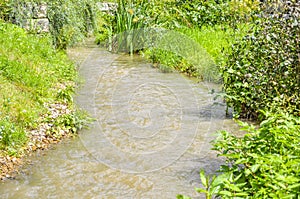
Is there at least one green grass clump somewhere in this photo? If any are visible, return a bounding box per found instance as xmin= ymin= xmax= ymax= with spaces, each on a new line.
xmin=179 ymin=25 xmax=249 ymax=63
xmin=0 ymin=21 xmax=78 ymax=155
xmin=145 ymin=24 xmax=249 ymax=81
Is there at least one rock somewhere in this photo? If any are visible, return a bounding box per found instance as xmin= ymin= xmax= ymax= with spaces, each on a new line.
xmin=11 ymin=157 xmax=18 ymax=163
xmin=33 ymin=3 xmax=47 ymax=19
xmin=42 ymin=139 xmax=49 ymax=144
xmin=23 ymin=18 xmax=50 ymax=33
xmin=97 ymin=2 xmax=118 ymax=12
xmin=31 ymin=145 xmax=37 ymax=151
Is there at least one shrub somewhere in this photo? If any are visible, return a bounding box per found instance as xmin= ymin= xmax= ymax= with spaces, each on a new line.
xmin=179 ymin=111 xmax=300 ymax=198
xmin=212 ymin=111 xmax=300 ymax=198
xmin=47 ymin=0 xmax=97 ymax=49
xmin=221 ymin=0 xmax=300 ymax=119
xmin=5 ymin=0 xmax=97 ymax=49
xmin=173 ymin=0 xmax=259 ymax=28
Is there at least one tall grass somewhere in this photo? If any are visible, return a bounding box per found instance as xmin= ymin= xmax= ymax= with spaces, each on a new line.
xmin=110 ymin=0 xmax=150 ymax=54
xmin=145 ymin=25 xmax=250 ymax=81
xmin=180 ymin=24 xmax=251 ymax=62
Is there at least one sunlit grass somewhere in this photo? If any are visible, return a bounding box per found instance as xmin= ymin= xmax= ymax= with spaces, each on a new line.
xmin=179 ymin=24 xmax=251 ymax=64
xmin=0 ymin=21 xmax=78 ymax=155
xmin=145 ymin=24 xmax=250 ymax=81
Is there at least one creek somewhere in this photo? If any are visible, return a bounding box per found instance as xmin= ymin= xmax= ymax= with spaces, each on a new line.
xmin=0 ymin=43 xmax=239 ymax=198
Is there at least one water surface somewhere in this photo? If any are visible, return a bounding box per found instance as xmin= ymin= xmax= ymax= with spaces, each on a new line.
xmin=0 ymin=44 xmax=239 ymax=198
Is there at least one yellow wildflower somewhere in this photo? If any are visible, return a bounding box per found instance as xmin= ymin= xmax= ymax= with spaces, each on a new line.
xmin=133 ymin=17 xmax=139 ymax=23
xmin=128 ymin=9 xmax=134 ymax=15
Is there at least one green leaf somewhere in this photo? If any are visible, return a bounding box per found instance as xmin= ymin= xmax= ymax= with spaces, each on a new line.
xmin=281 ymin=194 xmax=297 ymax=199
xmin=235 ymin=192 xmax=249 ymax=197
xmin=250 ymin=164 xmax=260 ymax=173
xmin=219 ymin=190 xmax=233 ymax=196
xmin=288 ymin=183 xmax=300 ymax=189
xmin=195 ymin=188 xmax=207 ymax=193
xmin=235 ymin=158 xmax=248 ymax=164
xmin=226 ymin=182 xmax=242 ymax=192
xmin=176 ymin=194 xmax=191 ymax=199
xmin=200 ymin=169 xmax=208 ymax=188
xmin=211 ymin=172 xmax=230 ymax=188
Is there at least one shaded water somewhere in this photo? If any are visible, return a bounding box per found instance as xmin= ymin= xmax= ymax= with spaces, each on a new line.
xmin=0 ymin=44 xmax=239 ymax=198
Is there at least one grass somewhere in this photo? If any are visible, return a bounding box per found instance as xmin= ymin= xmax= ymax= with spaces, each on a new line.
xmin=144 ymin=24 xmax=250 ymax=81
xmin=0 ymin=21 xmax=78 ymax=155
xmin=179 ymin=25 xmax=242 ymax=63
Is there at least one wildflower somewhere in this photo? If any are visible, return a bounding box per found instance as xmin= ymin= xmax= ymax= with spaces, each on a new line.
xmin=133 ymin=17 xmax=139 ymax=23
xmin=128 ymin=9 xmax=134 ymax=15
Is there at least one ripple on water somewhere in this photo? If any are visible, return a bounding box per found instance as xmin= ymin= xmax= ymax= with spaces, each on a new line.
xmin=0 ymin=48 xmax=240 ymax=199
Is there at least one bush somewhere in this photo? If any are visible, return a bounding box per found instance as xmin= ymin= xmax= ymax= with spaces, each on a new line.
xmin=221 ymin=0 xmax=300 ymax=119
xmin=173 ymin=0 xmax=259 ymax=28
xmin=47 ymin=0 xmax=97 ymax=49
xmin=5 ymin=0 xmax=97 ymax=49
xmin=179 ymin=111 xmax=300 ymax=199
xmin=211 ymin=111 xmax=300 ymax=198
xmin=177 ymin=1 xmax=300 ymax=198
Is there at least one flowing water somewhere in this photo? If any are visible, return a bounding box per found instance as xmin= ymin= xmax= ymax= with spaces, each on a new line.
xmin=0 ymin=43 xmax=240 ymax=198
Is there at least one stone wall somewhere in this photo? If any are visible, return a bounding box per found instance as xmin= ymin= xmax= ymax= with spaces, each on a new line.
xmin=97 ymin=2 xmax=117 ymax=12
xmin=20 ymin=2 xmax=117 ymax=34
xmin=22 ymin=2 xmax=49 ymax=33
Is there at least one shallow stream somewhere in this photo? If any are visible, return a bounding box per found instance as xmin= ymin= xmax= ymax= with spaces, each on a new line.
xmin=0 ymin=43 xmax=239 ymax=198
